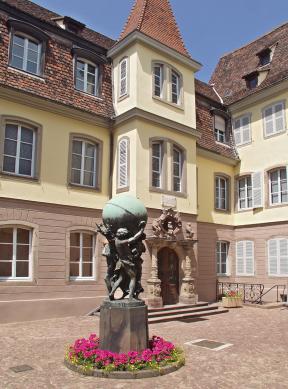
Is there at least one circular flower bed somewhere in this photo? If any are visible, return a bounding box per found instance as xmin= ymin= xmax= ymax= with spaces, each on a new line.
xmin=65 ymin=334 xmax=185 ymax=378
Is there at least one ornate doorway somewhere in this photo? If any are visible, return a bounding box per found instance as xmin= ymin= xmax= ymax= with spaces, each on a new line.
xmin=158 ymin=248 xmax=179 ymax=305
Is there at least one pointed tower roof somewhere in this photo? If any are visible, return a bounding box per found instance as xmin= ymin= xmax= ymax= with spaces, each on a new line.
xmin=119 ymin=0 xmax=191 ymax=58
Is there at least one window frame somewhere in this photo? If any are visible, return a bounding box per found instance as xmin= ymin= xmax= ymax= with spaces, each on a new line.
xmin=233 ymin=114 xmax=252 ymax=146
xmin=75 ymin=57 xmax=100 ymax=97
xmin=236 ymin=240 xmax=255 ymax=276
xmin=237 ymin=175 xmax=253 ymax=211
xmin=216 ymin=241 xmax=229 ymax=276
xmin=262 ymin=101 xmax=286 ymax=138
xmin=171 ymin=69 xmax=181 ymax=105
xmin=267 ymin=238 xmax=288 ymax=277
xmin=214 ymin=114 xmax=227 ymax=143
xmin=172 ymin=145 xmax=184 ymax=193
xmin=153 ymin=63 xmax=164 ymax=99
xmin=117 ymin=136 xmax=130 ymax=193
xmin=215 ymin=174 xmax=230 ymax=212
xmin=268 ymin=167 xmax=288 ymax=206
xmin=0 ymin=226 xmax=33 ymax=281
xmin=69 ymin=231 xmax=96 ymax=281
xmin=68 ymin=134 xmax=102 ymax=191
xmin=119 ymin=57 xmax=129 ymax=99
xmin=151 ymin=140 xmax=164 ymax=189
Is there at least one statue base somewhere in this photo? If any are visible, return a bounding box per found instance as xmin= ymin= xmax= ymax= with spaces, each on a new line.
xmin=99 ymin=299 xmax=149 ymax=354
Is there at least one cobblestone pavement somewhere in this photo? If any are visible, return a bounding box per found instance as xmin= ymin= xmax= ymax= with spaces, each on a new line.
xmin=0 ymin=306 xmax=288 ymax=389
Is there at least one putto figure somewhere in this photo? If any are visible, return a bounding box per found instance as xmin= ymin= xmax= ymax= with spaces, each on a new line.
xmin=97 ymin=220 xmax=146 ymax=301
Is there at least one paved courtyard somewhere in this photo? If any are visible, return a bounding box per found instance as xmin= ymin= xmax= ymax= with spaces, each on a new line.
xmin=0 ymin=306 xmax=288 ymax=389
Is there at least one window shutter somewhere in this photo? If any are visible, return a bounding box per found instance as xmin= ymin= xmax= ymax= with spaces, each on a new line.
xmin=215 ymin=115 xmax=225 ymax=131
xmin=245 ymin=241 xmax=254 ymax=275
xmin=120 ymin=58 xmax=128 ymax=97
xmin=236 ymin=241 xmax=244 ymax=275
xmin=264 ymin=107 xmax=274 ymax=136
xmin=268 ymin=239 xmax=278 ymax=275
xmin=252 ymin=171 xmax=263 ymax=208
xmin=118 ymin=138 xmax=128 ymax=188
xmin=279 ymin=238 xmax=288 ymax=275
xmin=242 ymin=116 xmax=251 ymax=144
xmin=274 ymin=103 xmax=284 ymax=133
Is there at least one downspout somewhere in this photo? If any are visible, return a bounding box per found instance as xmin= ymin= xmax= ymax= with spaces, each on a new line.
xmin=108 ymin=117 xmax=114 ymax=200
xmin=210 ymin=83 xmax=224 ymax=105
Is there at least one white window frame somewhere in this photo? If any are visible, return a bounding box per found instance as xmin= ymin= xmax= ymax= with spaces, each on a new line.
xmin=236 ymin=240 xmax=254 ymax=276
xmin=233 ymin=114 xmax=251 ymax=146
xmin=214 ymin=115 xmax=226 ymax=143
xmin=119 ymin=57 xmax=128 ymax=98
xmin=0 ymin=227 xmax=32 ymax=280
xmin=117 ymin=138 xmax=129 ymax=189
xmin=3 ymin=123 xmax=36 ymax=178
xmin=238 ymin=176 xmax=253 ymax=211
xmin=263 ymin=101 xmax=286 ymax=137
xmin=171 ymin=70 xmax=181 ymax=105
xmin=153 ymin=63 xmax=164 ymax=98
xmin=71 ymin=139 xmax=97 ymax=188
xmin=69 ymin=232 xmax=95 ymax=281
xmin=151 ymin=141 xmax=163 ymax=188
xmin=269 ymin=167 xmax=288 ymax=206
xmin=216 ymin=241 xmax=229 ymax=276
xmin=11 ymin=33 xmax=42 ymax=75
xmin=173 ymin=146 xmax=182 ymax=192
xmin=268 ymin=238 xmax=288 ymax=276
xmin=75 ymin=58 xmax=99 ymax=96
xmin=215 ymin=176 xmax=228 ymax=211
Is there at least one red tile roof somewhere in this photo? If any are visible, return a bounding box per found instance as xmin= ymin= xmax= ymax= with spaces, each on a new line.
xmin=195 ymin=79 xmax=221 ymax=103
xmin=119 ymin=0 xmax=191 ymax=58
xmin=1 ymin=0 xmax=115 ymax=49
xmin=210 ymin=22 xmax=288 ymax=105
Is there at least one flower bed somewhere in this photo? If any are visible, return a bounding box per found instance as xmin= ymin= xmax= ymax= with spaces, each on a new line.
xmin=65 ymin=334 xmax=185 ymax=379
xmin=222 ymin=290 xmax=243 ymax=308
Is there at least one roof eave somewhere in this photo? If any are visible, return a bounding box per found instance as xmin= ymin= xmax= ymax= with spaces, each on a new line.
xmin=108 ymin=30 xmax=202 ymax=72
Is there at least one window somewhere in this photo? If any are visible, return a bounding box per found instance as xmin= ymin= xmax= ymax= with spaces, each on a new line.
xmin=236 ymin=240 xmax=254 ymax=276
xmin=258 ymin=49 xmax=271 ymax=66
xmin=118 ymin=138 xmax=129 ymax=190
xmin=268 ymin=238 xmax=288 ymax=276
xmin=3 ymin=123 xmax=36 ymax=177
xmin=173 ymin=146 xmax=183 ymax=192
xmin=119 ymin=58 xmax=128 ymax=97
xmin=0 ymin=227 xmax=32 ymax=280
xmin=215 ymin=176 xmax=228 ymax=211
xmin=75 ymin=59 xmax=99 ymax=96
xmin=263 ymin=102 xmax=285 ymax=137
xmin=269 ymin=168 xmax=288 ymax=205
xmin=216 ymin=241 xmax=229 ymax=275
xmin=153 ymin=64 xmax=163 ymax=98
xmin=238 ymin=176 xmax=253 ymax=210
xmin=10 ymin=34 xmax=42 ymax=75
xmin=246 ymin=75 xmax=258 ymax=89
xmin=214 ymin=115 xmax=226 ymax=143
xmin=171 ymin=70 xmax=181 ymax=105
xmin=151 ymin=142 xmax=163 ymax=188
xmin=70 ymin=232 xmax=95 ymax=280
xmin=233 ymin=115 xmax=251 ymax=146
xmin=71 ymin=139 xmax=98 ymax=188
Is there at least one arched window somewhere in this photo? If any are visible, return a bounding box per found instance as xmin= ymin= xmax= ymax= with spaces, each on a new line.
xmin=69 ymin=231 xmax=96 ymax=280
xmin=0 ymin=227 xmax=32 ymax=280
xmin=171 ymin=70 xmax=181 ymax=105
xmin=215 ymin=175 xmax=229 ymax=211
xmin=117 ymin=137 xmax=129 ymax=190
xmin=75 ymin=58 xmax=99 ymax=96
xmin=119 ymin=57 xmax=128 ymax=97
xmin=173 ymin=145 xmax=183 ymax=192
xmin=151 ymin=141 xmax=163 ymax=189
xmin=153 ymin=63 xmax=164 ymax=98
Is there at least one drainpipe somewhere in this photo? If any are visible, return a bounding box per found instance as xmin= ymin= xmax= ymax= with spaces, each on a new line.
xmin=108 ymin=118 xmax=114 ymax=200
xmin=210 ymin=83 xmax=224 ymax=105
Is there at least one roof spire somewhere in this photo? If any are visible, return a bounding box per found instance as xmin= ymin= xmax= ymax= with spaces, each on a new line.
xmin=119 ymin=0 xmax=191 ymax=58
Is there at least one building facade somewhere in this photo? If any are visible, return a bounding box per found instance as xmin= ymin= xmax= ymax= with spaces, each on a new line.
xmin=0 ymin=0 xmax=287 ymax=322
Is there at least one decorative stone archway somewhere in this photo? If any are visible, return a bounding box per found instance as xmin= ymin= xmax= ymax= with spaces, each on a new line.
xmin=146 ymin=208 xmax=198 ymax=308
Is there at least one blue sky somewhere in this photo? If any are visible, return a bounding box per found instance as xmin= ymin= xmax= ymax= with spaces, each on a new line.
xmin=34 ymin=0 xmax=288 ymax=82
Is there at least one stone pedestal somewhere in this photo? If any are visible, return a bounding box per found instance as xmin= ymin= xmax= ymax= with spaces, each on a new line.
xmin=99 ymin=299 xmax=148 ymax=353
xmin=180 ymin=278 xmax=198 ymax=305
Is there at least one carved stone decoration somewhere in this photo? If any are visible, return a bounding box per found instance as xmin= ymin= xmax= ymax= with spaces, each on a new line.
xmin=152 ymin=208 xmax=182 ymax=240
xmin=185 ymin=222 xmax=194 ymax=240
xmin=180 ymin=253 xmax=198 ymax=305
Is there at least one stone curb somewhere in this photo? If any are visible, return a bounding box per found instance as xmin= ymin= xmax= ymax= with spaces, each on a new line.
xmin=64 ymin=358 xmax=184 ymax=379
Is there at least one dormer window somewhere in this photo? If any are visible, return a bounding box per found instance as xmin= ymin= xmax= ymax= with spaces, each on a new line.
xmin=244 ymin=72 xmax=258 ymax=90
xmin=257 ymin=48 xmax=271 ymax=67
xmin=214 ymin=115 xmax=226 ymax=143
xmin=75 ymin=59 xmax=99 ymax=96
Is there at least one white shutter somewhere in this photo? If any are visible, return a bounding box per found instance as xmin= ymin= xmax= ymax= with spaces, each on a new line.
xmin=236 ymin=241 xmax=244 ymax=275
xmin=279 ymin=238 xmax=288 ymax=275
xmin=252 ymin=171 xmax=263 ymax=208
xmin=274 ymin=103 xmax=284 ymax=133
xmin=118 ymin=138 xmax=128 ymax=188
xmin=245 ymin=240 xmax=254 ymax=275
xmin=215 ymin=115 xmax=225 ymax=131
xmin=264 ymin=106 xmax=274 ymax=136
xmin=241 ymin=116 xmax=251 ymax=144
xmin=119 ymin=58 xmax=128 ymax=97
xmin=268 ymin=239 xmax=278 ymax=275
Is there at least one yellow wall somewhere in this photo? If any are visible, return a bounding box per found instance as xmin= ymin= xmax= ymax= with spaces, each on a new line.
xmin=0 ymin=99 xmax=110 ymax=209
xmin=113 ymin=118 xmax=198 ymax=214
xmin=113 ymin=42 xmax=197 ymax=129
xmin=197 ymin=155 xmax=234 ymax=225
xmin=232 ymin=90 xmax=288 ymax=225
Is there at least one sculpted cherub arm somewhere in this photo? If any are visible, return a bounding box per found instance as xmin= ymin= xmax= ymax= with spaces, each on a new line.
xmin=128 ymin=221 xmax=146 ymax=244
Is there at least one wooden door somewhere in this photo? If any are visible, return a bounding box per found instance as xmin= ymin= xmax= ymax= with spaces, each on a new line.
xmin=158 ymin=248 xmax=179 ymax=305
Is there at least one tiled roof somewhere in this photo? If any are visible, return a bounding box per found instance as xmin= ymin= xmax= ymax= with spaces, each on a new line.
xmin=119 ymin=0 xmax=191 ymax=58
xmin=1 ymin=0 xmax=115 ymax=50
xmin=210 ymin=22 xmax=288 ymax=105
xmin=195 ymin=79 xmax=221 ymax=104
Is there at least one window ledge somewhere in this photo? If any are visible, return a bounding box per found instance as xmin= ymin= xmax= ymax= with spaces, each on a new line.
xmin=214 ymin=208 xmax=231 ymax=214
xmin=0 ymin=171 xmax=40 ymax=183
xmin=8 ymin=66 xmax=45 ymax=82
xmin=75 ymin=89 xmax=104 ymax=101
xmin=116 ymin=186 xmax=130 ymax=194
xmin=152 ymin=95 xmax=184 ymax=111
xmin=215 ymin=141 xmax=231 ymax=148
xmin=264 ymin=129 xmax=286 ymax=140
xmin=268 ymin=202 xmax=288 ymax=209
xmin=235 ymin=274 xmax=255 ymax=277
xmin=68 ymin=183 xmax=101 ymax=193
xmin=0 ymin=279 xmax=34 ymax=284
xmin=118 ymin=93 xmax=129 ymax=102
xmin=235 ymin=140 xmax=252 ymax=148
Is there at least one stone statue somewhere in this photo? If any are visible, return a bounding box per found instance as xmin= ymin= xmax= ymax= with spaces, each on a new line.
xmin=97 ymin=195 xmax=148 ymax=301
xmin=152 ymin=208 xmax=182 ymax=239
xmin=185 ymin=222 xmax=194 ymax=240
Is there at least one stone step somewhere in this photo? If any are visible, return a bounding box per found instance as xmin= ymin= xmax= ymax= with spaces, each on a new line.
xmin=148 ymin=305 xmax=216 ymax=318
xmin=148 ymin=307 xmax=229 ymax=324
xmin=148 ymin=302 xmax=209 ymax=313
